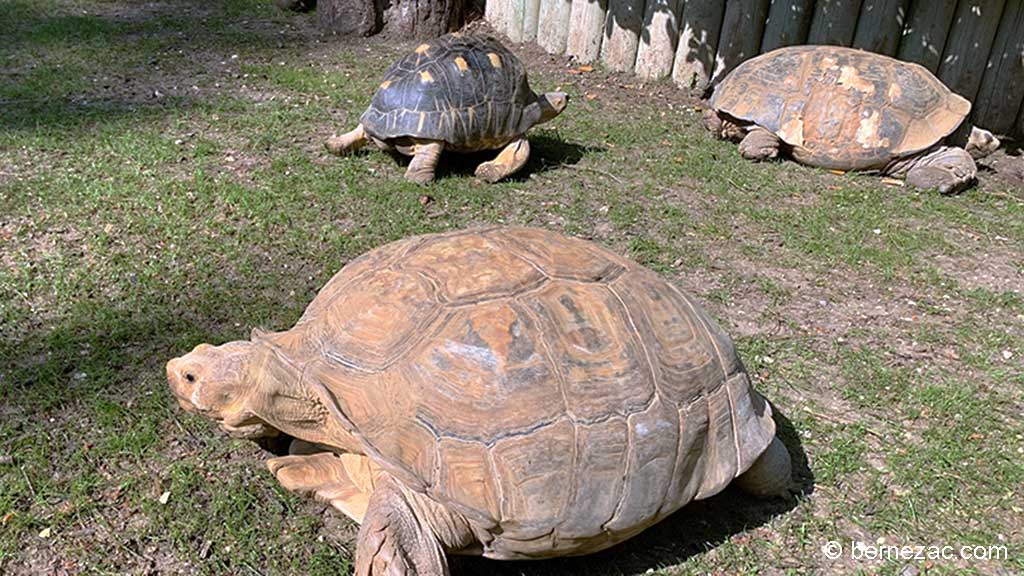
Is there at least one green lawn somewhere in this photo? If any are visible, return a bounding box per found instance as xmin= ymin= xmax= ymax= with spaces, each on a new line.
xmin=1 ymin=1 xmax=1022 ymax=574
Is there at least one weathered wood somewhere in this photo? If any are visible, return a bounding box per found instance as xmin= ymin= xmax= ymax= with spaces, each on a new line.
xmin=671 ymin=0 xmax=727 ymax=90
xmin=318 ymin=0 xmax=378 ymax=36
xmin=505 ymin=0 xmax=526 ymax=41
xmin=523 ymin=0 xmax=542 ymax=41
xmin=537 ymin=0 xmax=574 ymax=53
xmin=567 ymin=0 xmax=608 ymax=63
xmin=634 ymin=0 xmax=685 ymax=79
xmin=711 ymin=0 xmax=770 ymax=83
xmin=601 ymin=0 xmax=647 ymax=71
xmin=937 ymin=0 xmax=1007 ymax=103
xmin=807 ymin=0 xmax=862 ymax=45
xmin=972 ymin=0 xmax=1024 ymax=133
xmin=760 ymin=0 xmax=815 ymax=53
xmin=897 ymin=0 xmax=957 ymax=72
xmin=485 ymin=0 xmax=508 ymax=36
xmin=1018 ymin=98 xmax=1024 ymax=137
xmin=852 ymin=0 xmax=911 ymax=56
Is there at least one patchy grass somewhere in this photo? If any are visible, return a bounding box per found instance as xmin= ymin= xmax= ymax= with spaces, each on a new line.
xmin=1 ymin=1 xmax=1022 ymax=574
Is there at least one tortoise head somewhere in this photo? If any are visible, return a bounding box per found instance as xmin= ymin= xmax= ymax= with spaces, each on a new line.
xmin=537 ymin=92 xmax=569 ymax=124
xmin=965 ymin=126 xmax=1000 ymax=160
xmin=166 ymin=338 xmax=273 ymax=439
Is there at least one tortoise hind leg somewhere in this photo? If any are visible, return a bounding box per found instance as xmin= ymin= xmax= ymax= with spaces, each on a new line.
xmin=733 ymin=436 xmax=792 ymax=498
xmin=267 ymin=450 xmax=377 ymax=523
xmin=475 ymin=138 xmax=530 ymax=183
xmin=737 ymin=127 xmax=780 ymax=162
xmin=903 ymin=146 xmax=977 ymax=195
xmin=406 ymin=142 xmax=445 ymax=184
xmin=356 ymin=476 xmax=449 ymax=576
xmin=327 ymin=124 xmax=369 ymax=157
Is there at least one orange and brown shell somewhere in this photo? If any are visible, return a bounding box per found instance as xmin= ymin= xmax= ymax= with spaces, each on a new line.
xmin=710 ymin=45 xmax=971 ymax=171
xmin=274 ymin=228 xmax=776 ymax=559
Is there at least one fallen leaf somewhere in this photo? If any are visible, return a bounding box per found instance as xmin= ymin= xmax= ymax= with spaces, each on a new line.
xmin=880 ymin=177 xmax=904 ymax=186
xmin=1 ymin=511 xmax=15 ymax=526
xmin=828 ymin=169 xmax=846 ymax=175
xmin=418 ymin=195 xmax=432 ymax=206
xmin=585 ymin=93 xmax=597 ymax=100
xmin=38 ymin=527 xmax=51 ymax=538
xmin=578 ymin=65 xmax=594 ymax=73
xmin=566 ymin=68 xmax=580 ymax=75
xmin=159 ymin=491 xmax=171 ymax=505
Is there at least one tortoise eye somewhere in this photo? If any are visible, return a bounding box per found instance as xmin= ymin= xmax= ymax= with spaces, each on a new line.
xmin=185 ymin=373 xmax=196 ymax=383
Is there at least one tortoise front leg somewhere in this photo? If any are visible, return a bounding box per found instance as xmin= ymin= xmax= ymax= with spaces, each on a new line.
xmin=738 ymin=127 xmax=780 ymax=161
xmin=902 ymin=146 xmax=977 ymax=195
xmin=356 ymin=475 xmax=450 ymax=576
xmin=406 ymin=142 xmax=445 ymax=184
xmin=326 ymin=124 xmax=370 ymax=157
xmin=475 ymin=138 xmax=530 ymax=183
xmin=267 ymin=450 xmax=378 ymax=523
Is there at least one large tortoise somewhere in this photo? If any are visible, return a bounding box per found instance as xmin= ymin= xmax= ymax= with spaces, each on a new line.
xmin=326 ymin=34 xmax=568 ymax=183
xmin=167 ymin=227 xmax=791 ymax=575
xmin=705 ymin=45 xmax=1000 ymax=194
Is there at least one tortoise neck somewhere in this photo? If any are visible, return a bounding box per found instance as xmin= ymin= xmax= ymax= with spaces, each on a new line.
xmin=251 ymin=341 xmax=364 ymax=454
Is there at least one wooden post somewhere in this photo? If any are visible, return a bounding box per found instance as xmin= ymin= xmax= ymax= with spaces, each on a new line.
xmin=971 ymin=0 xmax=1024 ymax=133
xmin=567 ymin=0 xmax=608 ymax=63
xmin=711 ymin=0 xmax=770 ymax=83
xmin=807 ymin=0 xmax=863 ymax=46
xmin=523 ymin=0 xmax=542 ymax=41
xmin=635 ymin=0 xmax=685 ymax=79
xmin=852 ymin=0 xmax=911 ymax=56
xmin=897 ymin=0 xmax=957 ymax=72
xmin=672 ymin=0 xmax=727 ymax=90
xmin=485 ymin=0 xmax=508 ymax=36
xmin=537 ymin=0 xmax=574 ymax=54
xmin=937 ymin=0 xmax=1007 ymax=103
xmin=760 ymin=0 xmax=815 ymax=53
xmin=601 ymin=0 xmax=647 ymax=72
xmin=506 ymin=0 xmax=525 ymax=41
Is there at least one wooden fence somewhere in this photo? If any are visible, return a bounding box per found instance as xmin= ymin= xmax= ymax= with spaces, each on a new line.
xmin=485 ymin=0 xmax=1024 ymax=136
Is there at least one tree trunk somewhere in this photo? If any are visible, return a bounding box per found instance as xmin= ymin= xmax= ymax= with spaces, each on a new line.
xmin=317 ymin=0 xmax=466 ymax=38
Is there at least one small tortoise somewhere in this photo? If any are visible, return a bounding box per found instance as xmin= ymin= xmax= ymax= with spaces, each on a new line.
xmin=327 ymin=34 xmax=568 ymax=183
xmin=705 ymin=45 xmax=1000 ymax=194
xmin=167 ymin=227 xmax=791 ymax=575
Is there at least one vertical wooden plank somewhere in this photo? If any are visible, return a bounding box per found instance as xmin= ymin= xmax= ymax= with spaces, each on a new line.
xmin=711 ymin=0 xmax=770 ymax=83
xmin=972 ymin=0 xmax=1024 ymax=132
xmin=567 ymin=0 xmax=608 ymax=63
xmin=897 ymin=0 xmax=957 ymax=72
xmin=601 ymin=0 xmax=647 ymax=71
xmin=938 ymin=0 xmax=1007 ymax=102
xmin=635 ymin=0 xmax=686 ymax=79
xmin=485 ymin=0 xmax=508 ymax=36
xmin=1018 ymin=97 xmax=1024 ymax=136
xmin=671 ymin=0 xmax=727 ymax=90
xmin=760 ymin=0 xmax=816 ymax=53
xmin=506 ymin=0 xmax=525 ymax=41
xmin=537 ymin=0 xmax=574 ymax=54
xmin=852 ymin=0 xmax=912 ymax=56
xmin=523 ymin=0 xmax=542 ymax=41
xmin=807 ymin=0 xmax=863 ymax=45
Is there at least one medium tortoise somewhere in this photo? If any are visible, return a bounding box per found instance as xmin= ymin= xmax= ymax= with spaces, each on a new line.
xmin=326 ymin=34 xmax=568 ymax=183
xmin=705 ymin=45 xmax=1000 ymax=194
xmin=167 ymin=227 xmax=791 ymax=575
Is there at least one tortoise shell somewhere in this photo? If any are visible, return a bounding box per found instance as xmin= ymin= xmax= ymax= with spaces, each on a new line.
xmin=360 ymin=34 xmax=535 ymax=152
xmin=710 ymin=45 xmax=971 ymax=171
xmin=275 ymin=228 xmax=776 ymax=559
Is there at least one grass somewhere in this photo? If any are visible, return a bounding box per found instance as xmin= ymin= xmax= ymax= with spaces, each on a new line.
xmin=1 ymin=0 xmax=1022 ymax=574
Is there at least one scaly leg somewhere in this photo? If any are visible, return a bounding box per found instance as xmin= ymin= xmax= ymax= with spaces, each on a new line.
xmin=738 ymin=127 xmax=781 ymax=162
xmin=903 ymin=146 xmax=977 ymax=195
xmin=326 ymin=124 xmax=369 ymax=157
xmin=405 ymin=142 xmax=444 ymax=184
xmin=355 ymin=475 xmax=449 ymax=576
xmin=733 ymin=436 xmax=792 ymax=498
xmin=267 ymin=451 xmax=378 ymax=523
xmin=475 ymin=138 xmax=530 ymax=183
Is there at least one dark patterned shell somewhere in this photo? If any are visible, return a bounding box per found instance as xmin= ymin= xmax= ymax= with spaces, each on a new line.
xmin=279 ymin=228 xmax=776 ymax=559
xmin=360 ymin=34 xmax=535 ymax=151
xmin=710 ymin=45 xmax=971 ymax=170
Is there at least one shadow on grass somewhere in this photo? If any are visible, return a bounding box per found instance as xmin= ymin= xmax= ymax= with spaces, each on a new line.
xmin=453 ymin=408 xmax=812 ymax=576
xmin=432 ymin=134 xmax=601 ymax=181
xmin=0 ymin=0 xmax=313 ymax=132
